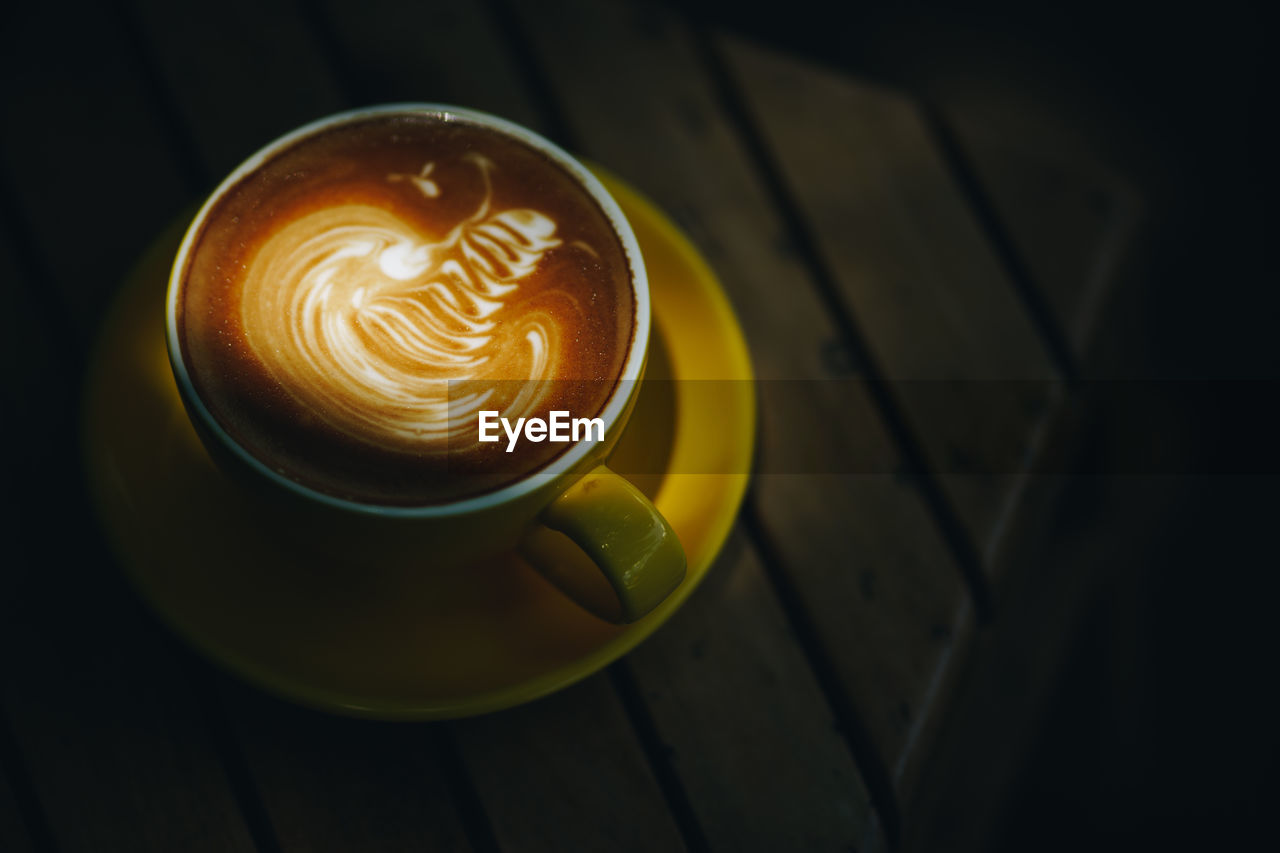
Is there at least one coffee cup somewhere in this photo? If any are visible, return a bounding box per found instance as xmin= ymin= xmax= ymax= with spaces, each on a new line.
xmin=166 ymin=104 xmax=685 ymax=623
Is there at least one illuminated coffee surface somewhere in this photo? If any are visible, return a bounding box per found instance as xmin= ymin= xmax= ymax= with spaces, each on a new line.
xmin=178 ymin=114 xmax=634 ymax=504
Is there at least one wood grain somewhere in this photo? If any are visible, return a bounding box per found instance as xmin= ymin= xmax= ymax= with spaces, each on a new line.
xmin=945 ymin=123 xmax=1141 ymax=360
xmin=626 ymin=531 xmax=885 ymax=851
xmin=904 ymin=474 xmax=1173 ymax=853
xmin=0 ymin=5 xmax=189 ymax=326
xmin=453 ymin=675 xmax=687 ymax=852
xmin=222 ymin=683 xmax=473 ymax=853
xmin=506 ymin=0 xmax=970 ymax=812
xmin=315 ymin=0 xmax=542 ymax=130
xmin=720 ymin=36 xmax=1062 ymax=572
xmin=0 ymin=590 xmax=256 ymax=852
xmin=125 ymin=0 xmax=347 ymax=181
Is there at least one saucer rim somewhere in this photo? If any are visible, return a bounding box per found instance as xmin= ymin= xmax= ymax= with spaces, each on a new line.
xmin=84 ymin=164 xmax=756 ymax=720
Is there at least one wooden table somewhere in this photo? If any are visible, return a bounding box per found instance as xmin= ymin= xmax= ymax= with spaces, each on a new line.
xmin=0 ymin=1 xmax=1139 ymax=850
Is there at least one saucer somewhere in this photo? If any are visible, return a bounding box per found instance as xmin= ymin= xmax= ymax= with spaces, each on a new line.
xmin=82 ymin=165 xmax=755 ymax=719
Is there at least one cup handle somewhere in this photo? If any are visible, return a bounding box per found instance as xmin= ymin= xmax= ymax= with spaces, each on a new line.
xmin=519 ymin=465 xmax=686 ymax=623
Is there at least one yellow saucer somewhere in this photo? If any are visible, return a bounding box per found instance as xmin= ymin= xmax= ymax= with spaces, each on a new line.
xmin=82 ymin=167 xmax=755 ymax=719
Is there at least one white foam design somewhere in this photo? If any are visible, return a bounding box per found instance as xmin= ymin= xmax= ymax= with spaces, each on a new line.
xmin=239 ymin=154 xmax=563 ymax=452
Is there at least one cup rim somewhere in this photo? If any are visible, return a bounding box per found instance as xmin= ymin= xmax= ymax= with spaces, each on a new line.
xmin=165 ymin=103 xmax=650 ymax=518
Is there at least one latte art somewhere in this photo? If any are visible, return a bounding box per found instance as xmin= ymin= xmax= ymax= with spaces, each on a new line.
xmin=176 ymin=113 xmax=635 ymax=505
xmin=240 ymin=154 xmax=564 ymax=452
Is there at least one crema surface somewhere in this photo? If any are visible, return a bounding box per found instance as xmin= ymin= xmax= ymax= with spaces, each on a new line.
xmin=178 ymin=114 xmax=634 ymax=505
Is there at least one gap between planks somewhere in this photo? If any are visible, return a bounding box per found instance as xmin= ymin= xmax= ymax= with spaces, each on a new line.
xmin=690 ymin=26 xmax=995 ymax=622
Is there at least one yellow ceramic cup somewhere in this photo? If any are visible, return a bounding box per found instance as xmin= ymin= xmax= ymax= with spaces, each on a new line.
xmin=165 ymin=104 xmax=685 ymax=624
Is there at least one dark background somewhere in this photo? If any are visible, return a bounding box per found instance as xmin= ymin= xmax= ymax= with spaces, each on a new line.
xmin=667 ymin=0 xmax=1275 ymax=848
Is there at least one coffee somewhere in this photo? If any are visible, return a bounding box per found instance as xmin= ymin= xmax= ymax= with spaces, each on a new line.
xmin=175 ymin=112 xmax=636 ymax=505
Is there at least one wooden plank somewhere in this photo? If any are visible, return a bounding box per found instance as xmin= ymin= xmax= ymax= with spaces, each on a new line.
xmin=0 ymin=581 xmax=256 ymax=852
xmin=506 ymin=0 xmax=969 ymax=811
xmin=0 ymin=3 xmax=190 ymax=327
xmin=221 ymin=683 xmax=473 ymax=852
xmin=453 ymin=675 xmax=687 ymax=852
xmin=316 ymin=0 xmax=542 ymax=129
xmin=0 ymin=6 xmax=262 ymax=850
xmin=932 ymin=89 xmax=1143 ymax=362
xmin=625 ymin=532 xmax=885 ymax=851
xmin=904 ymin=474 xmax=1176 ymax=853
xmin=125 ymin=0 xmax=346 ymax=180
xmin=759 ymin=475 xmax=974 ymax=801
xmin=720 ymin=36 xmax=1062 ymax=569
xmin=123 ymin=3 xmax=687 ymax=850
xmin=948 ymin=128 xmax=1141 ymax=359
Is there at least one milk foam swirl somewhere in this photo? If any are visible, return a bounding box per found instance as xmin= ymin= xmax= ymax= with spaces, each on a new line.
xmin=239 ymin=153 xmax=564 ymax=452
